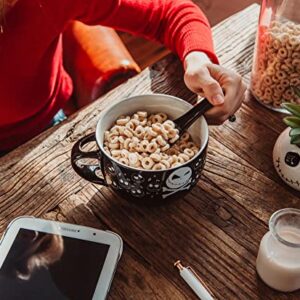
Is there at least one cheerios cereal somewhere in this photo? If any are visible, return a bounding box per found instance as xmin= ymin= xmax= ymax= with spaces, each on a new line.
xmin=251 ymin=20 xmax=300 ymax=108
xmin=103 ymin=112 xmax=200 ymax=170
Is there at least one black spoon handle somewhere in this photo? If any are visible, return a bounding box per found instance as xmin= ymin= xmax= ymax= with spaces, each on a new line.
xmin=174 ymin=98 xmax=213 ymax=133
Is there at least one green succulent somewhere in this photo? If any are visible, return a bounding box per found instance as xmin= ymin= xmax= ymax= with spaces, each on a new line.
xmin=282 ymin=86 xmax=300 ymax=146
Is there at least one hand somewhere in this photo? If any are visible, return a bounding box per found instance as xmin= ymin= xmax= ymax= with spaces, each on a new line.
xmin=183 ymin=51 xmax=246 ymax=125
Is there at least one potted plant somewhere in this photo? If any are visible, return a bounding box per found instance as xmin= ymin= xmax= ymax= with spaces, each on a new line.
xmin=273 ymin=87 xmax=300 ymax=191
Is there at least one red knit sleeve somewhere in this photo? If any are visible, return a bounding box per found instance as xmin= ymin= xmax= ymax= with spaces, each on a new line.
xmin=74 ymin=0 xmax=218 ymax=63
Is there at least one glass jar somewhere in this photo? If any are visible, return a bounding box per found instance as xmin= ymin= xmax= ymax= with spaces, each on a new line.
xmin=256 ymin=208 xmax=300 ymax=292
xmin=251 ymin=0 xmax=300 ymax=112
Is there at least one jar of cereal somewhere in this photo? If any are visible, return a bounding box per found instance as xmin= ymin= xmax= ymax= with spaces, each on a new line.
xmin=251 ymin=0 xmax=300 ymax=112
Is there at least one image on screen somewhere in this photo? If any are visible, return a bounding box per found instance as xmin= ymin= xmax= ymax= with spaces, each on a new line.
xmin=0 ymin=228 xmax=110 ymax=300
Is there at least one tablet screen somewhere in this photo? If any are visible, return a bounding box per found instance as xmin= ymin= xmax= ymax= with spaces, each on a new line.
xmin=0 ymin=228 xmax=110 ymax=300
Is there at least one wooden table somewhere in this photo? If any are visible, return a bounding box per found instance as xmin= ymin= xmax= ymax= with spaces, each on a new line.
xmin=1 ymin=4 xmax=299 ymax=299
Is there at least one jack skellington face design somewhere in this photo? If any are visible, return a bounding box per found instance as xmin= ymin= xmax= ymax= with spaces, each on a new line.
xmin=275 ymin=151 xmax=300 ymax=189
xmin=162 ymin=167 xmax=193 ymax=199
xmin=273 ymin=128 xmax=300 ymax=191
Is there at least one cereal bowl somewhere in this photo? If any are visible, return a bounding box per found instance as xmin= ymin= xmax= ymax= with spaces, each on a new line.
xmin=71 ymin=94 xmax=208 ymax=203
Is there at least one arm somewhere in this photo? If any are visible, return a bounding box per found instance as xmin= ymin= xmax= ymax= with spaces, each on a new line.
xmin=73 ymin=0 xmax=245 ymax=123
xmin=75 ymin=0 xmax=218 ymax=63
xmin=63 ymin=22 xmax=140 ymax=107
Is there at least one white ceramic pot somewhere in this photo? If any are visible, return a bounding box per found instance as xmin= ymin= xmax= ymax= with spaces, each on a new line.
xmin=273 ymin=128 xmax=300 ymax=191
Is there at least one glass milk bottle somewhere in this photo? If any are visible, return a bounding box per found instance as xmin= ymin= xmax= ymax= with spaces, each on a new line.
xmin=256 ymin=208 xmax=300 ymax=292
xmin=250 ymin=0 xmax=300 ymax=111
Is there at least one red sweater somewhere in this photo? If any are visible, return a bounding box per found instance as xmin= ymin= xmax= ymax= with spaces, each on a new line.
xmin=0 ymin=0 xmax=217 ymax=150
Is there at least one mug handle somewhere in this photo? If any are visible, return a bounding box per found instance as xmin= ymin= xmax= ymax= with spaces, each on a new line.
xmin=71 ymin=133 xmax=107 ymax=185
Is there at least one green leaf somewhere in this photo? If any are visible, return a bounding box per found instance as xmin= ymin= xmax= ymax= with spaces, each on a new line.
xmin=282 ymin=103 xmax=300 ymax=118
xmin=290 ymin=128 xmax=300 ymax=137
xmin=290 ymin=135 xmax=300 ymax=146
xmin=292 ymin=86 xmax=300 ymax=98
xmin=283 ymin=116 xmax=300 ymax=128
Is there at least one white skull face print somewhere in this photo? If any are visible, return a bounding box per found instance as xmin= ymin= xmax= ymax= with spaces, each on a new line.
xmin=166 ymin=167 xmax=192 ymax=189
xmin=162 ymin=167 xmax=193 ymax=198
xmin=109 ymin=162 xmax=131 ymax=190
xmin=131 ymin=174 xmax=144 ymax=184
xmin=107 ymin=164 xmax=116 ymax=176
xmin=147 ymin=176 xmax=162 ymax=192
xmin=130 ymin=186 xmax=145 ymax=198
xmin=194 ymin=156 xmax=205 ymax=170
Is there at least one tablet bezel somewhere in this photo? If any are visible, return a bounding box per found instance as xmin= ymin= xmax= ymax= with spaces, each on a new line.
xmin=0 ymin=216 xmax=122 ymax=300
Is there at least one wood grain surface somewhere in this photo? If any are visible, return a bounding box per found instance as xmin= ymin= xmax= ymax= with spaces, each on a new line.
xmin=1 ymin=4 xmax=300 ymax=299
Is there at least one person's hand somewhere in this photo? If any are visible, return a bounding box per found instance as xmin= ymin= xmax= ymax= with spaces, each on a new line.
xmin=183 ymin=51 xmax=246 ymax=125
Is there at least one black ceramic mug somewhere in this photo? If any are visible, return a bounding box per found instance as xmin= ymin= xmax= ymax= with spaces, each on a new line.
xmin=71 ymin=94 xmax=209 ymax=203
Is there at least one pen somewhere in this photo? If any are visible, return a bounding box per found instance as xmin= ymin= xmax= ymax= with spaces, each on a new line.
xmin=174 ymin=260 xmax=214 ymax=300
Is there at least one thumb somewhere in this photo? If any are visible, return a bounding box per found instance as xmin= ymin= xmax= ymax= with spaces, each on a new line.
xmin=198 ymin=68 xmax=224 ymax=106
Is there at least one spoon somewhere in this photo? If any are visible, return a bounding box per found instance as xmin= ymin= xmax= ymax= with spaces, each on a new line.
xmin=173 ymin=98 xmax=212 ymax=135
xmin=171 ymin=98 xmax=236 ymax=145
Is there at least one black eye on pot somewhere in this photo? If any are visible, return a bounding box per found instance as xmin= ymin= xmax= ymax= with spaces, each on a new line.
xmin=285 ymin=152 xmax=300 ymax=167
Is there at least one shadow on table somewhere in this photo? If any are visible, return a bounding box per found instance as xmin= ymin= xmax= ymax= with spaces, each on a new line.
xmin=149 ymin=54 xmax=197 ymax=104
xmin=84 ymin=186 xmax=199 ymax=262
xmin=0 ymin=115 xmax=74 ymax=163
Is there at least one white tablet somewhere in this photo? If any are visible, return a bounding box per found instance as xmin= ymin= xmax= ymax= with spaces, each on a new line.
xmin=0 ymin=217 xmax=123 ymax=300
